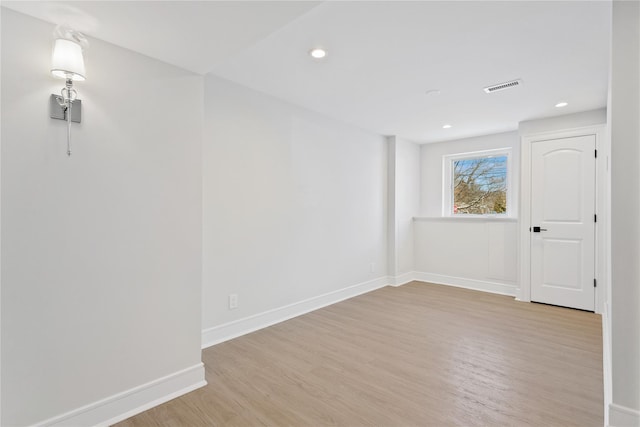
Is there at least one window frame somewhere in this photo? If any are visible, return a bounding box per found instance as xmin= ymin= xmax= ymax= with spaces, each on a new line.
xmin=442 ymin=148 xmax=513 ymax=218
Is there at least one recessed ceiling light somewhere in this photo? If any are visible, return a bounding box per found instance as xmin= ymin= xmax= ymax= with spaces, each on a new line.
xmin=425 ymin=89 xmax=441 ymax=96
xmin=309 ymin=48 xmax=327 ymax=59
xmin=555 ymin=102 xmax=568 ymax=108
xmin=443 ymin=124 xmax=452 ymax=129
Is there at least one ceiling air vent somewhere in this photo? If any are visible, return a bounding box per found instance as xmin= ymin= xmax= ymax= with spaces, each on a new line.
xmin=483 ymin=79 xmax=522 ymax=94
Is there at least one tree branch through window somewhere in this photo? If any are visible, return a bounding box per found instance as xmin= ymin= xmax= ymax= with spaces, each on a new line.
xmin=453 ymin=155 xmax=507 ymax=214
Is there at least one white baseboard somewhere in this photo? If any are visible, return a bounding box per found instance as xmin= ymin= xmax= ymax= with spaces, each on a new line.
xmin=389 ymin=271 xmax=416 ymax=287
xmin=603 ymin=303 xmax=612 ymax=426
xmin=413 ymin=272 xmax=517 ymax=296
xmin=202 ymin=276 xmax=389 ymax=349
xmin=609 ymin=403 xmax=640 ymax=427
xmin=201 ymin=273 xmax=518 ymax=349
xmin=36 ymin=363 xmax=206 ymax=427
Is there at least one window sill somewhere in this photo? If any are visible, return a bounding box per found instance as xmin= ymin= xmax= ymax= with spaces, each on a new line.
xmin=413 ymin=216 xmax=518 ymax=223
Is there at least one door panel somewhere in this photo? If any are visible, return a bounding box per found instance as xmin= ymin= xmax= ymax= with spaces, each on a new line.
xmin=542 ymin=150 xmax=583 ymax=222
xmin=542 ymin=239 xmax=582 ymax=289
xmin=530 ymin=135 xmax=595 ymax=311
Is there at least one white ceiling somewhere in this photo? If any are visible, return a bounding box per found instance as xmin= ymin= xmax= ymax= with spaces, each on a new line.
xmin=2 ymin=1 xmax=321 ymax=74
xmin=3 ymin=1 xmax=611 ymax=143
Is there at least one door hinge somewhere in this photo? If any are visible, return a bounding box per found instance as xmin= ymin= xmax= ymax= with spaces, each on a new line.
xmin=594 ymin=214 xmax=597 ymax=223
xmin=595 ymin=149 xmax=598 ymax=158
xmin=594 ymin=278 xmax=597 ymax=288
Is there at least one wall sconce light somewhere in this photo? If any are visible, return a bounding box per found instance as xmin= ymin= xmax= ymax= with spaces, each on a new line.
xmin=50 ymin=27 xmax=87 ymax=156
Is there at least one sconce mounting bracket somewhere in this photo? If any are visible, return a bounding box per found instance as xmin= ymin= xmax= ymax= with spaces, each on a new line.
xmin=50 ymin=94 xmax=82 ymax=123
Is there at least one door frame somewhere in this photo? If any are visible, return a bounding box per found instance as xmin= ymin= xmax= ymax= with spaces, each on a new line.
xmin=518 ymin=125 xmax=608 ymax=313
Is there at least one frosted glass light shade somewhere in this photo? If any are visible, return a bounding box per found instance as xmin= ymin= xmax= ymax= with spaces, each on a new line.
xmin=51 ymin=38 xmax=85 ymax=81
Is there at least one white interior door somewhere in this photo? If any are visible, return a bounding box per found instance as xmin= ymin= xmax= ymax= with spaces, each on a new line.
xmin=530 ymin=135 xmax=596 ymax=311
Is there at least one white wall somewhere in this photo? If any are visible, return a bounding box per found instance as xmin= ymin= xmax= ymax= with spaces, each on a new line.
xmin=609 ymin=1 xmax=640 ymax=424
xmin=519 ymin=108 xmax=607 ymax=135
xmin=201 ymin=75 xmax=388 ymax=343
xmin=1 ymin=10 xmax=204 ymax=426
xmin=387 ymin=137 xmax=420 ymax=283
xmin=414 ymin=132 xmax=519 ymax=294
xmin=413 ymin=218 xmax=518 ymax=294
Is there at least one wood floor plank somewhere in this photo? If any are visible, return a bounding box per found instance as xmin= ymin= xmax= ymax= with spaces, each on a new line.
xmin=115 ymin=282 xmax=603 ymax=426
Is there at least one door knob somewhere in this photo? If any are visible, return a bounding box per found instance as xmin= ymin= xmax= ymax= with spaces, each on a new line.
xmin=532 ymin=226 xmax=548 ymax=232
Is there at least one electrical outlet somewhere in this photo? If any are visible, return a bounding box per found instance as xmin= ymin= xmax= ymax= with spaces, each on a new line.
xmin=228 ymin=294 xmax=238 ymax=309
xmin=370 ymin=262 xmax=376 ymax=273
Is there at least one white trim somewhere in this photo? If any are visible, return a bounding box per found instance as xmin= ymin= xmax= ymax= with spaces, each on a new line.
xmin=519 ymin=125 xmax=607 ymax=314
xmin=413 ymin=216 xmax=517 ymax=223
xmin=387 ymin=137 xmax=399 ymax=278
xmin=389 ymin=271 xmax=416 ymax=287
xmin=609 ymin=403 xmax=640 ymax=427
xmin=603 ymin=304 xmax=612 ymax=426
xmin=519 ymin=128 xmax=533 ymax=303
xmin=201 ymin=273 xmax=518 ymax=350
xmin=413 ymin=272 xmax=517 ymax=296
xmin=35 ymin=363 xmax=206 ymax=427
xmin=594 ymin=125 xmax=609 ymax=315
xmin=202 ymin=276 xmax=389 ymax=349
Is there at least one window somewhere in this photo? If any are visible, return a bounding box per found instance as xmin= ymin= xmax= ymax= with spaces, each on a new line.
xmin=443 ymin=149 xmax=512 ymax=216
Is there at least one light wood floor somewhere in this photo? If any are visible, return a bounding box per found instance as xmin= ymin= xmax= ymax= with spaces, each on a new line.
xmin=116 ymin=282 xmax=603 ymax=426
